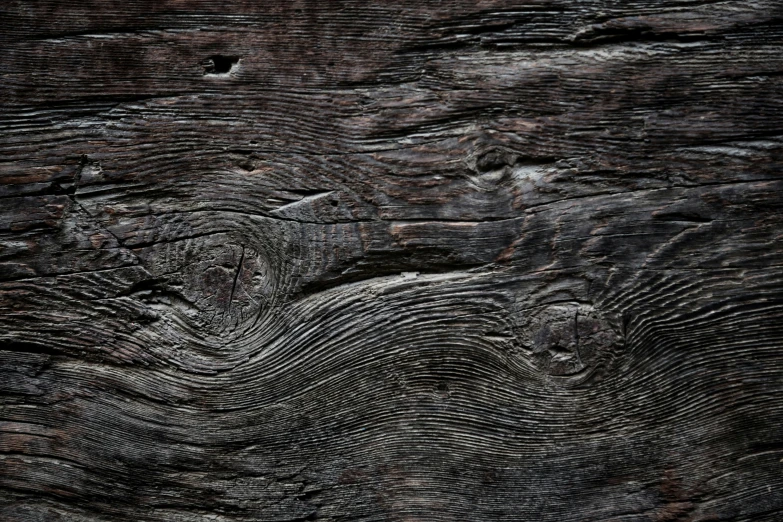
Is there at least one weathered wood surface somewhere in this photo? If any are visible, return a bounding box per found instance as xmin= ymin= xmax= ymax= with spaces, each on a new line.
xmin=1 ymin=1 xmax=783 ymax=520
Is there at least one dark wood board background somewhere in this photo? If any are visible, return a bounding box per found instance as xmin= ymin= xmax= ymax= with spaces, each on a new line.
xmin=1 ymin=1 xmax=783 ymax=520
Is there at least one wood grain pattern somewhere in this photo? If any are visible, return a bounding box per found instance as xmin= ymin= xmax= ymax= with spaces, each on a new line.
xmin=1 ymin=1 xmax=782 ymax=520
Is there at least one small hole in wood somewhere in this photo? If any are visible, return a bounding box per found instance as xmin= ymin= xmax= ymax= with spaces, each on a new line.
xmin=203 ymin=55 xmax=239 ymax=75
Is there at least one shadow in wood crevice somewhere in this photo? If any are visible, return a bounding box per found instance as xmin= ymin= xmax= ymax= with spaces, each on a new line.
xmin=0 ymin=340 xmax=60 ymax=357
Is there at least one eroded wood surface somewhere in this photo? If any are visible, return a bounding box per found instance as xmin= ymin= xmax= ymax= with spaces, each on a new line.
xmin=1 ymin=1 xmax=783 ymax=520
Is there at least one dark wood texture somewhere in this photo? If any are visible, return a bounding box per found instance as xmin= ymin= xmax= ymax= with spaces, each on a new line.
xmin=2 ymin=1 xmax=783 ymax=520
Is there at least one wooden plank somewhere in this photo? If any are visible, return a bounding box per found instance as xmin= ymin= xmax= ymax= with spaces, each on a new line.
xmin=1 ymin=1 xmax=782 ymax=520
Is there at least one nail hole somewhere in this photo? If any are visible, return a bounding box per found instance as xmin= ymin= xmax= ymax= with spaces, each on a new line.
xmin=203 ymin=55 xmax=239 ymax=75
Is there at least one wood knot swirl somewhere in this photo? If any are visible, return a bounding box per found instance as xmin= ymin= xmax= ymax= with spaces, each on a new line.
xmin=514 ymin=302 xmax=624 ymax=387
xmin=133 ymin=234 xmax=275 ymax=336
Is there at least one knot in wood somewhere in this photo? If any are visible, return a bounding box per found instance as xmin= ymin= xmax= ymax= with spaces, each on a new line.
xmin=134 ymin=236 xmax=275 ymax=337
xmin=515 ymin=302 xmax=623 ymax=386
